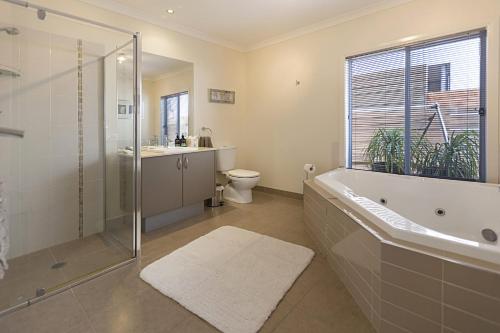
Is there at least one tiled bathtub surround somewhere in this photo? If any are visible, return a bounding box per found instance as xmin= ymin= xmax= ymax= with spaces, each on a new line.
xmin=304 ymin=181 xmax=500 ymax=333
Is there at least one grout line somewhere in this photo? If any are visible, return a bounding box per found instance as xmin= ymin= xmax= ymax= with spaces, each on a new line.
xmin=327 ymin=201 xmax=380 ymax=259
xmin=337 ymin=245 xmax=373 ymax=295
xmin=270 ymin=265 xmax=329 ymax=333
xmin=333 ymin=254 xmax=373 ymax=314
xmin=444 ymin=281 xmax=500 ymax=302
xmin=441 ymin=261 xmax=444 ymax=333
xmin=444 ymin=304 xmax=500 ymax=328
xmin=443 ymin=325 xmax=461 ymax=333
xmin=268 ymin=300 xmax=301 ymax=333
xmin=380 ymin=318 xmax=412 ymax=333
xmin=382 ymin=279 xmax=441 ymax=304
xmin=382 ymin=299 xmax=441 ymax=327
xmin=48 ymin=247 xmax=58 ymax=264
xmin=381 ymin=259 xmax=441 ymax=282
xmin=70 ymin=288 xmax=97 ymax=333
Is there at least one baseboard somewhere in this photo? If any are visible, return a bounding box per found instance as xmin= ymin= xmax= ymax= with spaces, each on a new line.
xmin=254 ymin=186 xmax=303 ymax=200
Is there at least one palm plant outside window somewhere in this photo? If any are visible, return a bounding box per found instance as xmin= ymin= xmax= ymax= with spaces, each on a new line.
xmin=346 ymin=30 xmax=486 ymax=181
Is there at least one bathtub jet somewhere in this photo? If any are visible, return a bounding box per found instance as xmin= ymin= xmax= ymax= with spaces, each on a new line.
xmin=482 ymin=229 xmax=498 ymax=243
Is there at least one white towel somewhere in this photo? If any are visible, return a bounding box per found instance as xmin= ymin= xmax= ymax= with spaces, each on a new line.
xmin=0 ymin=181 xmax=9 ymax=279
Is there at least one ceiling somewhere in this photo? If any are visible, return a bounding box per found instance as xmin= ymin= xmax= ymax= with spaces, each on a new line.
xmin=142 ymin=53 xmax=192 ymax=80
xmin=81 ymin=0 xmax=411 ymax=51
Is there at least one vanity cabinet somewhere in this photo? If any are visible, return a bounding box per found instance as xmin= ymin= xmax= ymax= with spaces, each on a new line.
xmin=142 ymin=154 xmax=183 ymax=218
xmin=141 ymin=150 xmax=215 ymax=219
xmin=182 ymin=151 xmax=216 ymax=206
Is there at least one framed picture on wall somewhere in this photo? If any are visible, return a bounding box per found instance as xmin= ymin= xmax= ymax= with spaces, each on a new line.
xmin=208 ymin=88 xmax=235 ymax=104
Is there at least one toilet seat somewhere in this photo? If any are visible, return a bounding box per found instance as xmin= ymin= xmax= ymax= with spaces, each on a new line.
xmin=227 ymin=169 xmax=260 ymax=178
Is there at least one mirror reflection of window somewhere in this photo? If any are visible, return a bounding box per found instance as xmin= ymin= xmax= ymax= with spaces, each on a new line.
xmin=161 ymin=91 xmax=189 ymax=145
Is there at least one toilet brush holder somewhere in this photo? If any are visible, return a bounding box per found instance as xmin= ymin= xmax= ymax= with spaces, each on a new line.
xmin=208 ymin=185 xmax=225 ymax=207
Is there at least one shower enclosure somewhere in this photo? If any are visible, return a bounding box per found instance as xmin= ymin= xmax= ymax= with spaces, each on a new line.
xmin=0 ymin=0 xmax=140 ymax=314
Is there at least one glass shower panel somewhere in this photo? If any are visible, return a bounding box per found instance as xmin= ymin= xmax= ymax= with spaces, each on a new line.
xmin=0 ymin=1 xmax=137 ymax=314
xmin=104 ymin=42 xmax=136 ymax=253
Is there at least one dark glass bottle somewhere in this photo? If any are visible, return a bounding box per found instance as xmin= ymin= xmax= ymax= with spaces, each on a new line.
xmin=180 ymin=134 xmax=187 ymax=147
xmin=175 ymin=134 xmax=181 ymax=147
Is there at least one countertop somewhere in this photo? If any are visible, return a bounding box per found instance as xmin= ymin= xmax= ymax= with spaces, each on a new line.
xmin=119 ymin=146 xmax=218 ymax=159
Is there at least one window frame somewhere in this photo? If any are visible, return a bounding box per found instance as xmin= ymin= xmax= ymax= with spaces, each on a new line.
xmin=346 ymin=29 xmax=487 ymax=182
xmin=160 ymin=91 xmax=189 ymax=144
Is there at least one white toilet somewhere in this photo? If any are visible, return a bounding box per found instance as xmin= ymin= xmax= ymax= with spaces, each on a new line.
xmin=216 ymin=146 xmax=260 ymax=204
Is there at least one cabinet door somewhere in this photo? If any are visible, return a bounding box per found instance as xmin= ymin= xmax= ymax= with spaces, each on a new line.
xmin=182 ymin=151 xmax=215 ymax=206
xmin=142 ymin=155 xmax=183 ymax=218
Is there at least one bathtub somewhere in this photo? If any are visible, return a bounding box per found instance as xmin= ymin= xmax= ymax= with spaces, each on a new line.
xmin=314 ymin=168 xmax=500 ymax=265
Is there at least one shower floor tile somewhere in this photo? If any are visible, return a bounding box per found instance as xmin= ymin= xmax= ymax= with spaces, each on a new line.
xmin=0 ymin=191 xmax=374 ymax=333
xmin=0 ymin=232 xmax=131 ymax=311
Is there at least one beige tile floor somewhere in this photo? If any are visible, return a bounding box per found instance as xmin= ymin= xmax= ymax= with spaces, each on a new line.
xmin=0 ymin=191 xmax=374 ymax=333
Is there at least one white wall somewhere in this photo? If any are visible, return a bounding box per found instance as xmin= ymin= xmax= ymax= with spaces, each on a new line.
xmin=244 ymin=0 xmax=500 ymax=193
xmin=141 ymin=79 xmax=156 ymax=143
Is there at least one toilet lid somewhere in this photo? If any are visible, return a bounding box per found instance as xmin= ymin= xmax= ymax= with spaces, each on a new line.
xmin=228 ymin=169 xmax=260 ymax=178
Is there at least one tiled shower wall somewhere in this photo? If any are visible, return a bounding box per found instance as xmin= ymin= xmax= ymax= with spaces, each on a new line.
xmin=0 ymin=26 xmax=104 ymax=259
xmin=304 ymin=181 xmax=500 ymax=333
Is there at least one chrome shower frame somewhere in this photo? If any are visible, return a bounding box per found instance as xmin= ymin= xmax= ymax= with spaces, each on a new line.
xmin=0 ymin=0 xmax=142 ymax=317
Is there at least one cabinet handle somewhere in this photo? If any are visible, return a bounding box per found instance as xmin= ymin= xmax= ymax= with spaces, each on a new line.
xmin=184 ymin=157 xmax=189 ymax=169
xmin=177 ymin=157 xmax=182 ymax=170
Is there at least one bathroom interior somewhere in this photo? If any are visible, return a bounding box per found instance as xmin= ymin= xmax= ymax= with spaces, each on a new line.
xmin=1 ymin=0 xmax=500 ymax=332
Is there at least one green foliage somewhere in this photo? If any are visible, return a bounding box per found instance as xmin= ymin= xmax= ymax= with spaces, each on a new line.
xmin=365 ymin=128 xmax=479 ymax=180
xmin=364 ymin=128 xmax=404 ymax=174
xmin=414 ymin=131 xmax=479 ymax=180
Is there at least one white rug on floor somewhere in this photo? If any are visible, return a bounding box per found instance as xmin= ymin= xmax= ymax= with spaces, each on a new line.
xmin=140 ymin=226 xmax=314 ymax=333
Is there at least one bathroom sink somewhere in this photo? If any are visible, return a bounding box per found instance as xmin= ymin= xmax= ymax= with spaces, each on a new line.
xmin=141 ymin=146 xmax=199 ymax=155
xmin=142 ymin=146 xmax=166 ymax=153
xmin=164 ymin=147 xmax=199 ymax=154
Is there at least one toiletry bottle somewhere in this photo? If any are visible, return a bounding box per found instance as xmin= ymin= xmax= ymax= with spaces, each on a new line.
xmin=175 ymin=135 xmax=181 ymax=147
xmin=181 ymin=134 xmax=187 ymax=147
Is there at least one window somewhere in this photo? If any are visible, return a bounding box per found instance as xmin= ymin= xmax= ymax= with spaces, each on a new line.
xmin=346 ymin=30 xmax=486 ymax=181
xmin=161 ymin=92 xmax=189 ymax=145
xmin=427 ymin=63 xmax=450 ymax=92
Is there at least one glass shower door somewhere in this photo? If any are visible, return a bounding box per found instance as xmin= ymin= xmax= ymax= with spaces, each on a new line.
xmin=0 ymin=1 xmax=138 ymax=314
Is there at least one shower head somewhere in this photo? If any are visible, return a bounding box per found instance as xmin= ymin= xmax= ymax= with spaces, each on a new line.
xmin=0 ymin=27 xmax=19 ymax=35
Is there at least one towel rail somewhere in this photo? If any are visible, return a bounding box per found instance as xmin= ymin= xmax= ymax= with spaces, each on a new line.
xmin=200 ymin=126 xmax=213 ymax=136
xmin=0 ymin=127 xmax=24 ymax=138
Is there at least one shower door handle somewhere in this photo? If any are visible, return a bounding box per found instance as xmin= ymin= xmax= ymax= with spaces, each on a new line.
xmin=0 ymin=127 xmax=24 ymax=138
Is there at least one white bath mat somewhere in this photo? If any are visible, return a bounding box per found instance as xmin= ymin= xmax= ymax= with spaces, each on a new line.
xmin=140 ymin=226 xmax=314 ymax=333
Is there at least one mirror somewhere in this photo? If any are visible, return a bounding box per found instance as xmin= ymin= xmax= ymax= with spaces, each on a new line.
xmin=141 ymin=52 xmax=194 ymax=146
